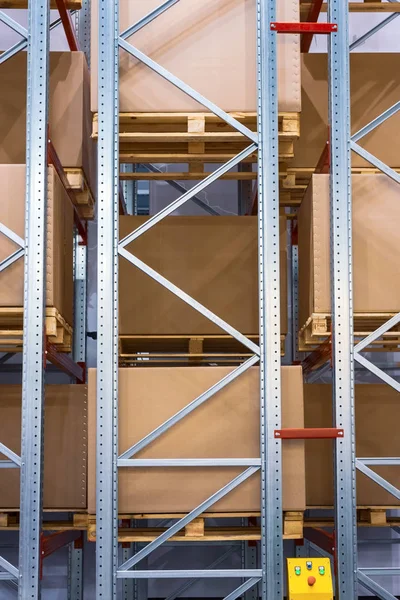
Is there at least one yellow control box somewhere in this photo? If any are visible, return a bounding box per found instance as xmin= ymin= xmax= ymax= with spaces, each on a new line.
xmin=287 ymin=558 xmax=333 ymax=599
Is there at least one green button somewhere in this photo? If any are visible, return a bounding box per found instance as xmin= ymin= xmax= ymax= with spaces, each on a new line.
xmin=295 ymin=566 xmax=301 ymax=576
xmin=319 ymin=566 xmax=325 ymax=575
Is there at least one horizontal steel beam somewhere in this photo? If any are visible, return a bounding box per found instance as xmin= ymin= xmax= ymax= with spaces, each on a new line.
xmin=117 ymin=569 xmax=263 ymax=579
xmin=118 ymin=458 xmax=262 ymax=468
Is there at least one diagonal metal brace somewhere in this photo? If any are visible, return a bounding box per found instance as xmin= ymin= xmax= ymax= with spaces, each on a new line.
xmin=118 ymin=467 xmax=259 ymax=571
xmin=119 ymin=354 xmax=259 ymax=460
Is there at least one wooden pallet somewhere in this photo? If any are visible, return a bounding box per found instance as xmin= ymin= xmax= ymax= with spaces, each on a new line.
xmin=0 ymin=0 xmax=81 ymax=6
xmin=65 ymin=168 xmax=95 ymax=220
xmin=119 ymin=334 xmax=286 ymax=366
xmin=87 ymin=511 xmax=304 ymax=542
xmin=306 ymin=507 xmax=400 ymax=529
xmin=301 ymin=1 xmax=400 ymax=16
xmin=0 ymin=512 xmax=87 ymax=532
xmin=92 ymin=112 xmax=300 ymax=164
xmin=0 ymin=307 xmax=72 ymax=352
xmin=299 ymin=313 xmax=400 ymax=352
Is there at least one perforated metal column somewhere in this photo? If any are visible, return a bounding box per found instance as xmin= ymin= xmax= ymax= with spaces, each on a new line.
xmin=328 ymin=1 xmax=357 ymax=597
xmin=19 ymin=1 xmax=50 ymax=597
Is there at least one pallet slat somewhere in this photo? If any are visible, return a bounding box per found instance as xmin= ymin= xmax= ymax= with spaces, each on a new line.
xmin=93 ymin=112 xmax=300 ymax=164
xmin=0 ymin=307 xmax=72 ymax=353
xmin=299 ymin=313 xmax=400 ymax=352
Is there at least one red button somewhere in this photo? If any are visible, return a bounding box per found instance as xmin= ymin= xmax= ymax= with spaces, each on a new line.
xmin=308 ymin=576 xmax=316 ymax=586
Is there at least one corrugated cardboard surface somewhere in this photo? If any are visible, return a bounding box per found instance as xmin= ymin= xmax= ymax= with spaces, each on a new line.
xmin=298 ymin=174 xmax=400 ymax=323
xmin=0 ymin=165 xmax=74 ymax=325
xmin=91 ymin=0 xmax=301 ymax=112
xmin=119 ymin=215 xmax=288 ymax=335
xmin=293 ymin=53 xmax=400 ymax=169
xmin=88 ymin=366 xmax=305 ymax=513
xmin=0 ymin=385 xmax=87 ymax=510
xmin=0 ymin=52 xmax=96 ymax=195
xmin=305 ymin=384 xmax=400 ymax=506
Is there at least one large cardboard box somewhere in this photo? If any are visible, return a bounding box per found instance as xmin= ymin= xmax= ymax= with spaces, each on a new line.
xmin=0 ymin=385 xmax=87 ymax=510
xmin=293 ymin=53 xmax=400 ymax=169
xmin=298 ymin=174 xmax=400 ymax=331
xmin=88 ymin=366 xmax=305 ymax=514
xmin=0 ymin=165 xmax=74 ymax=325
xmin=119 ymin=215 xmax=288 ymax=336
xmin=305 ymin=384 xmax=400 ymax=507
xmin=91 ymin=0 xmax=301 ymax=113
xmin=0 ymin=52 xmax=96 ymax=195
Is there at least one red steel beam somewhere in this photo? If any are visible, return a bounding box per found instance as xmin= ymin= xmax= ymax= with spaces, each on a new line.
xmin=275 ymin=428 xmax=344 ymax=439
xmin=46 ymin=341 xmax=86 ymax=383
xmin=40 ymin=531 xmax=82 ymax=579
xmin=48 ymin=137 xmax=88 ymax=244
xmin=301 ymin=0 xmax=325 ymax=52
xmin=271 ymin=22 xmax=337 ymax=34
xmin=55 ymin=0 xmax=80 ymax=51
xmin=304 ymin=527 xmax=335 ymax=557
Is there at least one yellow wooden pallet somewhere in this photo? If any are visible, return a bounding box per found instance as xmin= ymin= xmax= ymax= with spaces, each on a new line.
xmin=299 ymin=312 xmax=400 ymax=352
xmin=0 ymin=307 xmax=72 ymax=353
xmin=65 ymin=168 xmax=95 ymax=220
xmin=93 ymin=112 xmax=300 ymax=165
xmin=87 ymin=511 xmax=304 ymax=542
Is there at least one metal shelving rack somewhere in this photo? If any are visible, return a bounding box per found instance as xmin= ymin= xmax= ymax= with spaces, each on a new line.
xmin=94 ymin=0 xmax=352 ymax=597
xmin=0 ymin=1 xmax=90 ymax=597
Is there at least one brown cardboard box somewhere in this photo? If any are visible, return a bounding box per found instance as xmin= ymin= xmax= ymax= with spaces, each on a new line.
xmin=293 ymin=53 xmax=400 ymax=169
xmin=91 ymin=0 xmax=301 ymax=113
xmin=0 ymin=165 xmax=74 ymax=325
xmin=0 ymin=52 xmax=96 ymax=195
xmin=305 ymin=383 xmax=400 ymax=507
xmin=88 ymin=366 xmax=305 ymax=514
xmin=298 ymin=174 xmax=400 ymax=330
xmin=119 ymin=215 xmax=288 ymax=336
xmin=0 ymin=385 xmax=87 ymax=510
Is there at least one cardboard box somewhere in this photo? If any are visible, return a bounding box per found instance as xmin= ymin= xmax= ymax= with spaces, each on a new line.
xmin=91 ymin=0 xmax=301 ymax=113
xmin=119 ymin=215 xmax=288 ymax=336
xmin=0 ymin=52 xmax=96 ymax=195
xmin=305 ymin=383 xmax=400 ymax=507
xmin=292 ymin=53 xmax=400 ymax=169
xmin=0 ymin=385 xmax=87 ymax=510
xmin=298 ymin=174 xmax=400 ymax=330
xmin=0 ymin=165 xmax=74 ymax=325
xmin=88 ymin=366 xmax=305 ymax=514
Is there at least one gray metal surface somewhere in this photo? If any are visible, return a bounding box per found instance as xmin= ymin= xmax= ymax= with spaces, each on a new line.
xmin=73 ymin=236 xmax=87 ymax=364
xmin=328 ymin=0 xmax=358 ymax=597
xmin=67 ymin=543 xmax=83 ymax=600
xmin=97 ymin=0 xmax=119 ymax=597
xmin=18 ymin=0 xmax=50 ymax=596
xmin=118 ymin=570 xmax=263 ymax=579
xmin=257 ymin=0 xmax=283 ymax=598
xmin=358 ymin=571 xmax=398 ymax=600
xmin=223 ymin=578 xmax=261 ymax=600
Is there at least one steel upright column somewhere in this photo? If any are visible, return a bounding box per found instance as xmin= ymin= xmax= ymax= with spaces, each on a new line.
xmin=18 ymin=1 xmax=50 ymax=597
xmin=257 ymin=0 xmax=283 ymax=598
xmin=328 ymin=0 xmax=357 ymax=598
xmin=97 ymin=0 xmax=119 ymax=597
